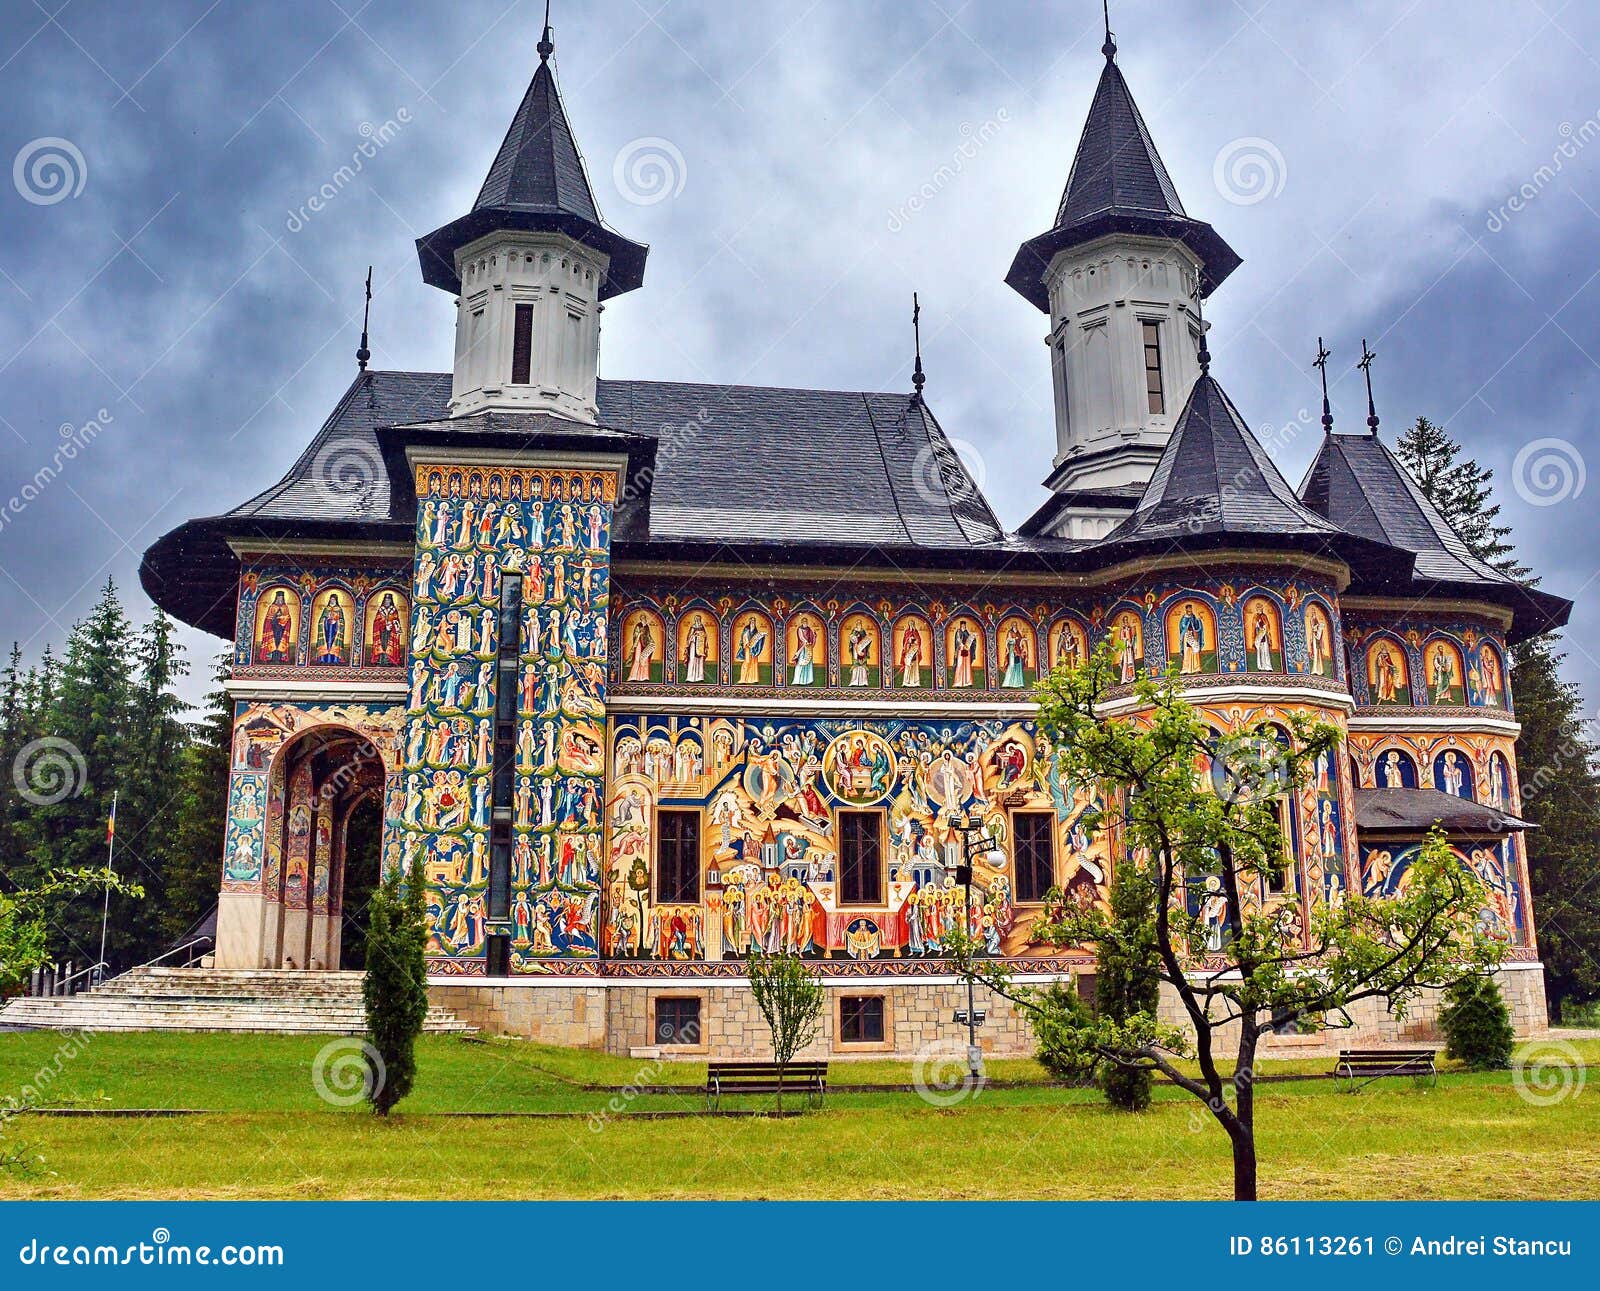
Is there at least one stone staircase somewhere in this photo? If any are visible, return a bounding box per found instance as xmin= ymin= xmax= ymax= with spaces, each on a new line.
xmin=0 ymin=967 xmax=474 ymax=1035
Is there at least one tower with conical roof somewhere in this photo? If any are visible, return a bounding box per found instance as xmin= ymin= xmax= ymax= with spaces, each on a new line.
xmin=416 ymin=16 xmax=647 ymax=424
xmin=1012 ymin=20 xmax=1239 ymax=541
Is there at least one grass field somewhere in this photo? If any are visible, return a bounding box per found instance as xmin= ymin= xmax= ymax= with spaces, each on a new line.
xmin=1 ymin=1032 xmax=1595 ymax=1200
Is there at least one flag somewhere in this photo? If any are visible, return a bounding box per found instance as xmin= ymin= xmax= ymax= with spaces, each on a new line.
xmin=106 ymin=797 xmax=116 ymax=844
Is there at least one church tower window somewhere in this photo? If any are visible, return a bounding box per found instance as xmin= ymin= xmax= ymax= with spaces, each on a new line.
xmin=1143 ymin=320 xmax=1165 ymax=415
xmin=510 ymin=304 xmax=534 ymax=385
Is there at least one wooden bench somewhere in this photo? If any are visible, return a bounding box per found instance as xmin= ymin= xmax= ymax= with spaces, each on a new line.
xmin=706 ymin=1061 xmax=828 ymax=1109
xmin=1333 ymin=1048 xmax=1438 ymax=1092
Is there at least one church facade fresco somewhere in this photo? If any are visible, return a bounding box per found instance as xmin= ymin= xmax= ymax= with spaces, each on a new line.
xmin=402 ymin=462 xmax=617 ymax=973
xmin=1343 ymin=608 xmax=1511 ymax=713
xmin=233 ymin=557 xmax=411 ymax=677
xmin=609 ymin=567 xmax=1348 ymax=700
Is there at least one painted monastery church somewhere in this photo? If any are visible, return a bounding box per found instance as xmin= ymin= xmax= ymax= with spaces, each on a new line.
xmin=140 ymin=19 xmax=1571 ymax=1056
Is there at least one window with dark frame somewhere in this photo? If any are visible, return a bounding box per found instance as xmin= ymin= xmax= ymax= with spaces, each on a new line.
xmin=1012 ymin=810 xmax=1057 ymax=904
xmin=656 ymin=809 xmax=702 ymax=906
xmin=486 ymin=933 xmax=511 ymax=978
xmin=510 ymin=303 xmax=534 ymax=384
xmin=1142 ymin=319 xmax=1165 ymax=414
xmin=839 ymin=995 xmax=885 ymax=1044
xmin=654 ymin=996 xmax=701 ymax=1046
xmin=1267 ymin=800 xmax=1292 ymax=894
xmin=838 ymin=810 xmax=883 ymax=906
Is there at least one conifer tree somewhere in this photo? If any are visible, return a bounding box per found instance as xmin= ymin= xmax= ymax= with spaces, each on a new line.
xmin=164 ymin=653 xmax=233 ymax=943
xmin=362 ymin=855 xmax=430 ymax=1116
xmin=1095 ymin=856 xmax=1161 ymax=1110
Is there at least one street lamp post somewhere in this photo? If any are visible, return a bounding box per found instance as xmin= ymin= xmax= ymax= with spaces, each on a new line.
xmin=950 ymin=812 xmax=991 ymax=1084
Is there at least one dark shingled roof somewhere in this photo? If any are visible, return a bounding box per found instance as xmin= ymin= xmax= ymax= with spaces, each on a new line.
xmin=1354 ymin=787 xmax=1532 ymax=835
xmin=140 ymin=370 xmax=1010 ymax=636
xmin=1298 ymin=432 xmax=1571 ymax=642
xmin=1005 ymin=49 xmax=1240 ymax=310
xmin=415 ymin=52 xmax=647 ymax=299
xmin=1103 ymin=372 xmax=1352 ymax=549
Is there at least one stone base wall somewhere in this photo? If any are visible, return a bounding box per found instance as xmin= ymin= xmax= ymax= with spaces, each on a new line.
xmin=429 ymin=963 xmax=1549 ymax=1060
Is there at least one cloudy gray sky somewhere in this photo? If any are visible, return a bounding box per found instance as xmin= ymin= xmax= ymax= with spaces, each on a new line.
xmin=2 ymin=0 xmax=1598 ymax=710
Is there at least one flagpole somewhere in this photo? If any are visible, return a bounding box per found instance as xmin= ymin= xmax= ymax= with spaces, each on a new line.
xmin=97 ymin=790 xmax=116 ymax=979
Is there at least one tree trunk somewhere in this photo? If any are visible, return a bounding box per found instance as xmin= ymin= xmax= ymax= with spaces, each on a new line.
xmin=1231 ymin=1128 xmax=1257 ymax=1200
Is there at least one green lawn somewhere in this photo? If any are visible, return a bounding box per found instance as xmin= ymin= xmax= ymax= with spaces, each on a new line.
xmin=1 ymin=1032 xmax=1595 ymax=1199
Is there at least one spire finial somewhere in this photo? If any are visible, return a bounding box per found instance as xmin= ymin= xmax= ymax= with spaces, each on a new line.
xmin=1102 ymin=0 xmax=1116 ymax=60
xmin=1356 ymin=338 xmax=1380 ymax=436
xmin=356 ymin=266 xmax=372 ymax=372
xmin=1192 ymin=279 xmax=1210 ymax=376
xmin=911 ymin=292 xmax=927 ymax=406
xmin=1314 ymin=337 xmax=1334 ymax=434
xmin=538 ymin=0 xmax=554 ymax=60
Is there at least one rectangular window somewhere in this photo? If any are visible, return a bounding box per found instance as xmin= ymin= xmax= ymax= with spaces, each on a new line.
xmin=838 ymin=810 xmax=884 ymax=906
xmin=1267 ymin=802 xmax=1292 ymax=893
xmin=1143 ymin=320 xmax=1165 ymax=415
xmin=1013 ymin=811 xmax=1057 ymax=903
xmin=839 ymin=995 xmax=885 ymax=1044
xmin=489 ymin=837 xmax=511 ymax=920
xmin=510 ymin=304 xmax=534 ymax=384
xmin=656 ymin=809 xmax=702 ymax=906
xmin=654 ymin=996 xmax=701 ymax=1046
xmin=486 ymin=933 xmax=511 ymax=978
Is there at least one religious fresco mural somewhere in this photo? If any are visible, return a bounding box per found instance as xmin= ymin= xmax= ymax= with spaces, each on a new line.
xmin=221 ymin=699 xmax=407 ymax=898
xmin=610 ymin=569 xmax=1346 ymax=701
xmin=404 ymin=462 xmax=616 ymax=973
xmin=234 ymin=559 xmax=410 ymax=677
xmin=1345 ymin=613 xmax=1512 ymax=712
xmin=605 ymin=714 xmax=1117 ymax=964
xmin=1362 ymin=839 xmax=1526 ymax=944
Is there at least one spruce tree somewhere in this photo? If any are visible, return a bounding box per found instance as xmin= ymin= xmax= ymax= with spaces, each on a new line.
xmin=361 ymin=855 xmax=430 ymax=1115
xmin=1096 ymin=855 xmax=1161 ymax=1110
xmin=1439 ymin=974 xmax=1516 ymax=1069
xmin=164 ymin=652 xmax=233 ymax=944
xmin=1395 ymin=417 xmax=1600 ymax=1018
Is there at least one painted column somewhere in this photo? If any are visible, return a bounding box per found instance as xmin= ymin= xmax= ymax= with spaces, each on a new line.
xmin=308 ymin=794 xmax=335 ymax=968
xmin=280 ymin=760 xmax=315 ymax=968
xmin=403 ymin=461 xmax=618 ymax=973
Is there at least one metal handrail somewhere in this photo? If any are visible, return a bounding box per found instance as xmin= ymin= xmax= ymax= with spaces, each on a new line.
xmin=54 ymin=961 xmax=108 ymax=994
xmin=138 ymin=939 xmax=212 ymax=971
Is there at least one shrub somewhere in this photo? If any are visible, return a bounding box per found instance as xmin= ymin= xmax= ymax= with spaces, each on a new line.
xmin=1440 ymin=973 xmax=1515 ymax=1070
xmin=1032 ymin=981 xmax=1098 ymax=1086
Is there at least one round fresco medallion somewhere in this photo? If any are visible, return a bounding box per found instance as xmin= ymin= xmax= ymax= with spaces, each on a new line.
xmin=822 ymin=729 xmax=897 ymax=806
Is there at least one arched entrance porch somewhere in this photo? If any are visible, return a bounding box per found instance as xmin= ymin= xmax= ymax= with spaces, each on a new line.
xmin=260 ymin=726 xmax=391 ymax=970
